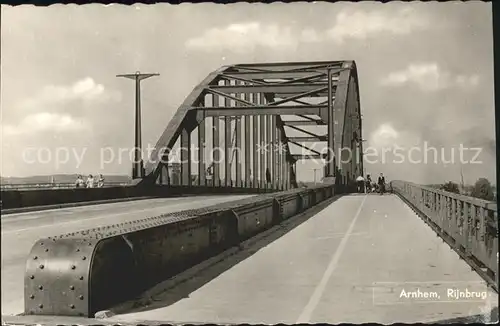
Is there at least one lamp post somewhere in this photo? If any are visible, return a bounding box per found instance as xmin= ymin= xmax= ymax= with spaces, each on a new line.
xmin=117 ymin=71 xmax=159 ymax=179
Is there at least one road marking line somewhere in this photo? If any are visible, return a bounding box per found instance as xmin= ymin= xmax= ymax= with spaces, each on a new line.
xmin=1 ymin=196 xmax=243 ymax=235
xmin=314 ymin=231 xmax=368 ymax=240
xmin=296 ymin=195 xmax=367 ymax=323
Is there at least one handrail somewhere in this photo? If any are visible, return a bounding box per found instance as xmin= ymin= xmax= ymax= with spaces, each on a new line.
xmin=0 ymin=182 xmax=130 ymax=190
xmin=391 ymin=180 xmax=498 ymax=291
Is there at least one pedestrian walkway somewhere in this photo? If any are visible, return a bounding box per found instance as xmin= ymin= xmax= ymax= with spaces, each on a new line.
xmin=107 ymin=194 xmax=498 ymax=324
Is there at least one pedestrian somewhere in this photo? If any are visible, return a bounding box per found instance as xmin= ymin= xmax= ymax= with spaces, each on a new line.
xmin=378 ymin=173 xmax=386 ymax=195
xmin=86 ymin=174 xmax=94 ymax=188
xmin=365 ymin=174 xmax=372 ymax=193
xmin=75 ymin=175 xmax=84 ymax=188
xmin=266 ymin=168 xmax=271 ymax=186
xmin=356 ymin=175 xmax=365 ymax=193
xmin=97 ymin=174 xmax=105 ymax=188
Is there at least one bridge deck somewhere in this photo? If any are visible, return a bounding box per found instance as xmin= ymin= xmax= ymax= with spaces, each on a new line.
xmin=103 ymin=194 xmax=498 ymax=324
xmin=1 ymin=195 xmax=254 ymax=316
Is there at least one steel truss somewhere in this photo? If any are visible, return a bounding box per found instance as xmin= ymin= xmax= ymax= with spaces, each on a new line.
xmin=142 ymin=60 xmax=363 ymax=189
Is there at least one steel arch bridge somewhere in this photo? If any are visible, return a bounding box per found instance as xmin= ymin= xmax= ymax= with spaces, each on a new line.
xmin=141 ymin=60 xmax=364 ymax=191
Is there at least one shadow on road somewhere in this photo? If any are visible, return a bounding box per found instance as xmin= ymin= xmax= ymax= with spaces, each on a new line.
xmin=110 ymin=194 xmax=345 ymax=315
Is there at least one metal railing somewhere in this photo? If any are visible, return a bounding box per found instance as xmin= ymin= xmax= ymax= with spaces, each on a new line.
xmin=1 ymin=182 xmax=130 ymax=191
xmin=391 ymin=180 xmax=498 ymax=291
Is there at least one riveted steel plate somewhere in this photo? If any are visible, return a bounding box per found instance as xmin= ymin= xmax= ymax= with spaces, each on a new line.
xmin=25 ymin=238 xmax=98 ymax=316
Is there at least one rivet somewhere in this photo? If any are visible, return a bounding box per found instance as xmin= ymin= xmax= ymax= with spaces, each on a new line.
xmin=39 ymin=265 xmax=44 ymax=269
xmin=30 ymin=275 xmax=34 ymax=280
xmin=79 ymin=295 xmax=84 ymax=300
xmin=70 ymin=285 xmax=75 ymax=290
xmin=79 ymin=276 xmax=84 ymax=280
xmin=39 ymin=304 xmax=43 ymax=309
xmin=71 ymin=265 xmax=76 ymax=270
xmin=44 ymin=248 xmax=49 ymax=252
xmin=70 ymin=304 xmax=75 ymax=309
xmin=30 ymin=294 xmax=35 ymax=299
xmin=38 ymin=285 xmax=43 ymax=290
xmin=76 ymin=248 xmax=80 ymax=252
xmin=40 ymin=242 xmax=44 ymax=246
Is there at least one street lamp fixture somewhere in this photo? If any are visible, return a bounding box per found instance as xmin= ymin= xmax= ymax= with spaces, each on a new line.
xmin=117 ymin=71 xmax=159 ymax=179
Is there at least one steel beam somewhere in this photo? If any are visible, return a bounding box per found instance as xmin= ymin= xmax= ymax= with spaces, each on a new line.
xmin=326 ymin=68 xmax=334 ymax=178
xmin=253 ymin=112 xmax=259 ymax=188
xmin=285 ymin=160 xmax=289 ymax=189
xmin=260 ymin=114 xmax=266 ymax=188
xmin=292 ymin=154 xmax=326 ymax=160
xmin=219 ymin=74 xmax=268 ymax=86
xmin=274 ymin=91 xmax=330 ymax=98
xmin=209 ymin=83 xmax=332 ymax=94
xmin=200 ymin=106 xmax=324 ymax=117
xmin=180 ymin=127 xmax=191 ymax=186
xmin=244 ymin=90 xmax=251 ymax=187
xmin=272 ymin=115 xmax=278 ymax=189
xmin=198 ymin=117 xmax=206 ymax=186
xmin=224 ymin=80 xmax=231 ymax=187
xmin=266 ymin=115 xmax=272 ymax=189
xmin=235 ymin=106 xmax=242 ymax=187
xmin=221 ymin=71 xmax=327 ymax=79
xmin=234 ymin=60 xmax=344 ymax=70
xmin=212 ymin=95 xmax=220 ymax=187
xmin=225 ymin=118 xmax=231 ymax=187
xmin=205 ymin=88 xmax=254 ymax=107
xmin=282 ymin=120 xmax=325 ymax=126
xmin=332 ymin=66 xmax=352 ymax=182
xmin=267 ymin=87 xmax=328 ymax=106
xmin=276 ymin=122 xmax=282 ymax=190
xmin=288 ymin=136 xmax=326 ymax=142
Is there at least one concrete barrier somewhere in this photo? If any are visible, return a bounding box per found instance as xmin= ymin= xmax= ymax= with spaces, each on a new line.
xmin=23 ymin=184 xmax=335 ymax=317
xmin=391 ymin=180 xmax=498 ymax=292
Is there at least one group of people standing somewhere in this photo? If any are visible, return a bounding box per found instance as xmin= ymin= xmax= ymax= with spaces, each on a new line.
xmin=356 ymin=173 xmax=386 ymax=194
xmin=75 ymin=174 xmax=105 ymax=188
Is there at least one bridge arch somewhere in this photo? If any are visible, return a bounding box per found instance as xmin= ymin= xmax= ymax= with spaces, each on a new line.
xmin=142 ymin=60 xmax=363 ymax=191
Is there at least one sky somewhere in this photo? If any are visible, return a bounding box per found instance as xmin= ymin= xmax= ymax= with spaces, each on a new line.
xmin=0 ymin=2 xmax=496 ymax=185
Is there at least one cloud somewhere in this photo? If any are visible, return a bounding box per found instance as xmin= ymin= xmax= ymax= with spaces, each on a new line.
xmin=2 ymin=112 xmax=89 ymax=136
xmin=367 ymin=123 xmax=422 ymax=150
xmin=19 ymin=77 xmax=119 ymax=111
xmin=186 ymin=9 xmax=430 ymax=53
xmin=2 ymin=77 xmax=121 ymax=137
xmin=369 ymin=123 xmax=400 ymax=148
xmin=327 ymin=8 xmax=429 ymax=43
xmin=380 ymin=63 xmax=480 ymax=91
xmin=185 ymin=22 xmax=301 ymax=53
